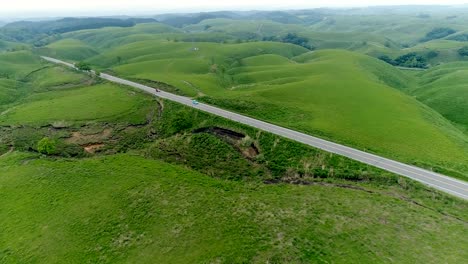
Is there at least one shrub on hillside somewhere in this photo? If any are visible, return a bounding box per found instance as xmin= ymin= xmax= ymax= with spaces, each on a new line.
xmin=449 ymin=33 xmax=468 ymax=42
xmin=378 ymin=52 xmax=428 ymax=68
xmin=458 ymin=46 xmax=468 ymax=56
xmin=75 ymin=61 xmax=91 ymax=71
xmin=421 ymin=27 xmax=456 ymax=42
xmin=263 ymin=33 xmax=314 ymax=50
xmin=378 ymin=55 xmax=397 ymax=66
xmin=37 ymin=137 xmax=56 ymax=155
xmin=426 ymin=50 xmax=439 ymax=59
xmin=394 ymin=52 xmax=427 ymax=68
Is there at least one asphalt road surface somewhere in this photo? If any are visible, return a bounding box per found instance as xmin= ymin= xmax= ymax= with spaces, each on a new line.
xmin=41 ymin=56 xmax=468 ymax=200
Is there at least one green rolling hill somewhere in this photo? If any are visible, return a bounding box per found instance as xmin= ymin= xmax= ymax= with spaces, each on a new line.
xmin=0 ymin=50 xmax=44 ymax=78
xmin=53 ymin=36 xmax=468 ymax=179
xmin=61 ymin=23 xmax=182 ymax=50
xmin=36 ymin=39 xmax=99 ymax=61
xmin=1 ymin=152 xmax=467 ymax=263
xmin=411 ymin=62 xmax=468 ymax=133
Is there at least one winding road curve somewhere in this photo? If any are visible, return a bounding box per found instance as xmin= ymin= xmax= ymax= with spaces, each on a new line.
xmin=41 ymin=56 xmax=468 ymax=200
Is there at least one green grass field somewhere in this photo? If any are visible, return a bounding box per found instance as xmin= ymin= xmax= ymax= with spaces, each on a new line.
xmin=0 ymin=83 xmax=152 ymax=126
xmin=1 ymin=152 xmax=467 ymax=263
xmin=26 ymin=66 xmax=92 ymax=92
xmin=0 ymin=50 xmax=45 ymax=79
xmin=411 ymin=62 xmax=468 ymax=133
xmin=0 ymin=79 xmax=23 ymax=106
xmin=0 ymin=51 xmax=153 ymax=128
xmin=60 ymin=23 xmax=182 ymax=50
xmin=0 ymin=39 xmax=28 ymax=52
xmin=36 ymin=39 xmax=99 ymax=61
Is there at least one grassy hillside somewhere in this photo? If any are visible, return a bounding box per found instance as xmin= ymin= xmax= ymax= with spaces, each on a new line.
xmin=0 ymin=50 xmax=44 ymax=78
xmin=309 ymin=13 xmax=468 ymax=45
xmin=224 ymin=50 xmax=468 ymax=177
xmin=184 ymin=18 xmax=304 ymax=39
xmin=25 ymin=66 xmax=91 ymax=92
xmin=184 ymin=18 xmax=396 ymax=51
xmin=0 ymin=83 xmax=151 ymax=126
xmin=61 ymin=23 xmax=182 ymax=50
xmin=0 ymin=79 xmax=23 ymax=106
xmin=0 ymin=17 xmax=157 ymax=43
xmin=411 ymin=62 xmax=468 ymax=133
xmin=72 ymin=38 xmax=468 ymax=179
xmin=0 ymin=50 xmax=45 ymax=111
xmin=36 ymin=39 xmax=99 ymax=61
xmin=1 ymin=152 xmax=467 ymax=263
xmin=0 ymin=39 xmax=28 ymax=52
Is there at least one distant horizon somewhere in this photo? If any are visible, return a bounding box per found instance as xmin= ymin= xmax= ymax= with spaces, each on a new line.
xmin=2 ymin=4 xmax=468 ymax=22
xmin=1 ymin=0 xmax=468 ymax=20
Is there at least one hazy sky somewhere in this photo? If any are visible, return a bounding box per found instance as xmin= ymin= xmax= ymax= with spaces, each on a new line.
xmin=1 ymin=0 xmax=467 ymax=18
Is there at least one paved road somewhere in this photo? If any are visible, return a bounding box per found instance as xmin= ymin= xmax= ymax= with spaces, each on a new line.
xmin=41 ymin=56 xmax=468 ymax=200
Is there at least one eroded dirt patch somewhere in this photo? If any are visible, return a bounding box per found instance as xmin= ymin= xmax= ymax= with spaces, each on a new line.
xmin=66 ymin=128 xmax=112 ymax=145
xmin=84 ymin=144 xmax=105 ymax=154
xmin=242 ymin=143 xmax=260 ymax=159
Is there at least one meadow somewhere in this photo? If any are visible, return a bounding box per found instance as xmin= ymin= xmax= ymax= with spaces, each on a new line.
xmin=2 ymin=9 xmax=468 ymax=262
xmin=411 ymin=62 xmax=468 ymax=133
xmin=1 ymin=151 xmax=467 ymax=264
xmin=0 ymin=83 xmax=152 ymax=126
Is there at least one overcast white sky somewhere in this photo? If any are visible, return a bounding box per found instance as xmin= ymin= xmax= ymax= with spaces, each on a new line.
xmin=1 ymin=0 xmax=467 ymax=18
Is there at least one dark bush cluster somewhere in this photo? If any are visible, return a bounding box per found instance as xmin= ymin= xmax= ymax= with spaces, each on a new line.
xmin=420 ymin=27 xmax=456 ymax=42
xmin=263 ymin=33 xmax=314 ymax=50
xmin=378 ymin=52 xmax=428 ymax=68
xmin=458 ymin=46 xmax=468 ymax=57
xmin=448 ymin=33 xmax=468 ymax=42
xmin=75 ymin=62 xmax=92 ymax=71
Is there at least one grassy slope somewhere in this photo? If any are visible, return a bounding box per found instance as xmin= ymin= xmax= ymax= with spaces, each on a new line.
xmin=79 ymin=39 xmax=468 ymax=178
xmin=186 ymin=18 xmax=396 ymax=51
xmin=0 ymin=39 xmax=28 ymax=51
xmin=1 ymin=152 xmax=467 ymax=263
xmin=184 ymin=18 xmax=304 ymax=38
xmin=0 ymin=79 xmax=23 ymax=106
xmin=61 ymin=23 xmax=182 ymax=50
xmin=36 ymin=39 xmax=99 ymax=61
xmin=87 ymin=40 xmax=308 ymax=96
xmin=0 ymin=50 xmax=44 ymax=78
xmin=228 ymin=50 xmax=468 ymax=175
xmin=0 ymin=50 xmax=45 ymax=111
xmin=411 ymin=62 xmax=468 ymax=133
xmin=310 ymin=13 xmax=468 ymax=45
xmin=0 ymin=83 xmax=152 ymax=126
xmin=25 ymin=66 xmax=91 ymax=92
xmin=51 ymin=18 xmax=468 ymax=141
xmin=0 ymin=51 xmax=153 ymax=127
